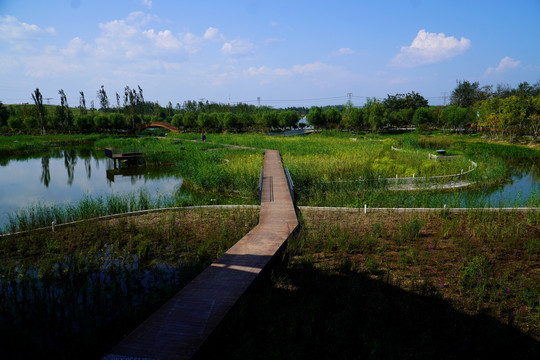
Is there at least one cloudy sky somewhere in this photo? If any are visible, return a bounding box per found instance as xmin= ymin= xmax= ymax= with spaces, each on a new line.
xmin=0 ymin=0 xmax=539 ymax=108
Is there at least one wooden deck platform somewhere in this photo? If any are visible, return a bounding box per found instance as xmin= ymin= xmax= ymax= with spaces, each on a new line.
xmin=103 ymin=149 xmax=298 ymax=360
xmin=104 ymin=148 xmax=144 ymax=168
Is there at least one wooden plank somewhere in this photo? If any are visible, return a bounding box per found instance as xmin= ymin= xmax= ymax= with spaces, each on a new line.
xmin=103 ymin=149 xmax=298 ymax=360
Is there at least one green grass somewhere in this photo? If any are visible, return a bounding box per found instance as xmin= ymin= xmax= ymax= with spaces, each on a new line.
xmin=172 ymin=132 xmax=512 ymax=207
xmin=0 ymin=207 xmax=259 ymax=359
xmin=0 ymin=134 xmax=103 ymax=156
xmin=199 ymin=209 xmax=540 ymax=359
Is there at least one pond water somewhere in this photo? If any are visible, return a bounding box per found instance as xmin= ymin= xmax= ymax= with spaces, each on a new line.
xmin=0 ymin=147 xmax=183 ymax=229
xmin=482 ymin=162 xmax=540 ymax=206
xmin=1 ymin=147 xmax=540 ymax=229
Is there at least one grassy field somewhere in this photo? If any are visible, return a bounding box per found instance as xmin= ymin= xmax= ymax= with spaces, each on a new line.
xmin=199 ymin=209 xmax=540 ymax=359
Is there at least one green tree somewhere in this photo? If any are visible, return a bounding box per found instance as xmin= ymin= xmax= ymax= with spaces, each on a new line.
xmin=528 ymin=97 xmax=540 ymax=142
xmin=261 ymin=111 xmax=279 ymax=129
xmin=74 ymin=114 xmax=94 ymax=132
xmin=197 ymin=112 xmax=218 ymax=130
xmin=171 ymin=113 xmax=183 ymax=128
xmin=109 ymin=113 xmax=126 ymax=130
xmin=166 ymin=101 xmax=174 ymax=118
xmin=31 ymin=88 xmax=46 ymax=134
xmin=183 ymin=112 xmax=197 ymax=129
xmin=222 ymin=112 xmax=240 ymax=131
xmin=56 ymin=89 xmax=73 ymax=131
xmin=79 ymin=91 xmax=87 ymax=115
xmin=124 ymin=85 xmax=145 ymax=129
xmin=383 ymin=91 xmax=428 ymax=112
xmin=238 ymin=113 xmax=254 ymax=129
xmin=307 ymin=106 xmax=326 ymax=129
xmin=364 ymin=98 xmax=385 ymax=132
xmin=278 ymin=111 xmax=299 ymax=129
xmin=451 ymin=80 xmax=481 ymax=108
xmin=412 ymin=107 xmax=435 ymax=132
xmin=94 ymin=114 xmax=110 ymax=131
xmin=341 ymin=103 xmax=364 ymax=130
xmin=8 ymin=115 xmax=22 ymax=130
xmin=387 ymin=108 xmax=414 ymax=128
xmin=323 ymin=107 xmax=341 ymax=128
xmin=0 ymin=101 xmax=9 ymax=127
xmin=441 ymin=105 xmax=475 ymax=132
xmin=23 ymin=115 xmax=38 ymax=131
xmin=97 ymin=85 xmax=109 ymax=112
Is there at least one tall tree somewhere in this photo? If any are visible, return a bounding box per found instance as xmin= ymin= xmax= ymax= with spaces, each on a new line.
xmin=137 ymin=85 xmax=145 ymax=116
xmin=166 ymin=101 xmax=174 ymax=118
xmin=278 ymin=110 xmax=299 ymax=129
xmin=79 ymin=91 xmax=87 ymax=115
xmin=383 ymin=91 xmax=428 ymax=112
xmin=97 ymin=85 xmax=109 ymax=112
xmin=364 ymin=97 xmax=386 ymax=132
xmin=307 ymin=106 xmax=326 ymax=129
xmin=31 ymin=88 xmax=45 ymax=134
xmin=57 ymin=89 xmax=73 ymax=131
xmin=323 ymin=107 xmax=341 ymax=128
xmin=450 ymin=80 xmax=481 ymax=108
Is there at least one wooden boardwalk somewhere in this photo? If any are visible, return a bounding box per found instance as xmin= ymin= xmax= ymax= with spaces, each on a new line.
xmin=103 ymin=149 xmax=298 ymax=360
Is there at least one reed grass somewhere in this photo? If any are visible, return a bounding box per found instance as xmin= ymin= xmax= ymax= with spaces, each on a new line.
xmin=200 ymin=209 xmax=540 ymax=358
xmin=0 ymin=207 xmax=259 ymax=358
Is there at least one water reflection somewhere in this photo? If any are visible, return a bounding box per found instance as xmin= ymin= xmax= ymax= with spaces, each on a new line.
xmin=64 ymin=149 xmax=77 ymax=185
xmin=0 ymin=147 xmax=183 ymax=228
xmin=41 ymin=156 xmax=50 ymax=187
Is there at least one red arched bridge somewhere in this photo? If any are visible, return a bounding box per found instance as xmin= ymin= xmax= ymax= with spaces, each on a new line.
xmin=136 ymin=121 xmax=179 ymax=132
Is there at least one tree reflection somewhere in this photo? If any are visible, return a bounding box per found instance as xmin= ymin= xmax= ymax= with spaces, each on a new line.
xmin=64 ymin=150 xmax=77 ymax=185
xmin=85 ymin=158 xmax=92 ymax=179
xmin=40 ymin=156 xmax=50 ymax=187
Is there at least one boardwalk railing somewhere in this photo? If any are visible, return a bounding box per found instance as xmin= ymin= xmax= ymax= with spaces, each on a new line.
xmin=285 ymin=167 xmax=295 ymax=203
xmin=259 ymin=166 xmax=264 ymax=204
xmin=322 ymin=160 xmax=478 ymax=186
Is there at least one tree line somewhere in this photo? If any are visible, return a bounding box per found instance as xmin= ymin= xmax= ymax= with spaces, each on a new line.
xmin=306 ymin=80 xmax=540 ymax=141
xmin=0 ymin=86 xmax=308 ymax=134
xmin=0 ymin=81 xmax=538 ymax=140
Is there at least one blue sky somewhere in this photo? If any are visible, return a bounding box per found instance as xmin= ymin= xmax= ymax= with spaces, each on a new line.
xmin=1 ymin=0 xmax=539 ymax=108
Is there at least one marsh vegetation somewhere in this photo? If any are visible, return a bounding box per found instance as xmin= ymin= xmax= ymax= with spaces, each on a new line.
xmin=1 ymin=131 xmax=539 ymax=358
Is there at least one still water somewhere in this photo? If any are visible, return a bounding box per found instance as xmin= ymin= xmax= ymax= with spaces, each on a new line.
xmin=1 ymin=148 xmax=540 ymax=229
xmin=0 ymin=147 xmax=183 ymax=228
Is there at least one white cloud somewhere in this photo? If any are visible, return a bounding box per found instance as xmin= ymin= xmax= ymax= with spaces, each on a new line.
xmin=485 ymin=56 xmax=521 ymax=75
xmin=329 ymin=47 xmax=354 ymax=57
xmin=221 ymin=40 xmax=257 ymax=57
xmin=245 ymin=66 xmax=291 ymax=77
xmin=390 ymin=29 xmax=470 ymax=68
xmin=142 ymin=0 xmax=152 ymax=9
xmin=60 ymin=37 xmax=90 ymax=57
xmin=143 ymin=29 xmax=183 ymax=50
xmin=94 ymin=12 xmax=189 ymax=60
xmin=292 ymin=61 xmax=340 ymax=74
xmin=203 ymin=27 xmax=224 ymax=41
xmin=0 ymin=15 xmax=55 ymax=43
